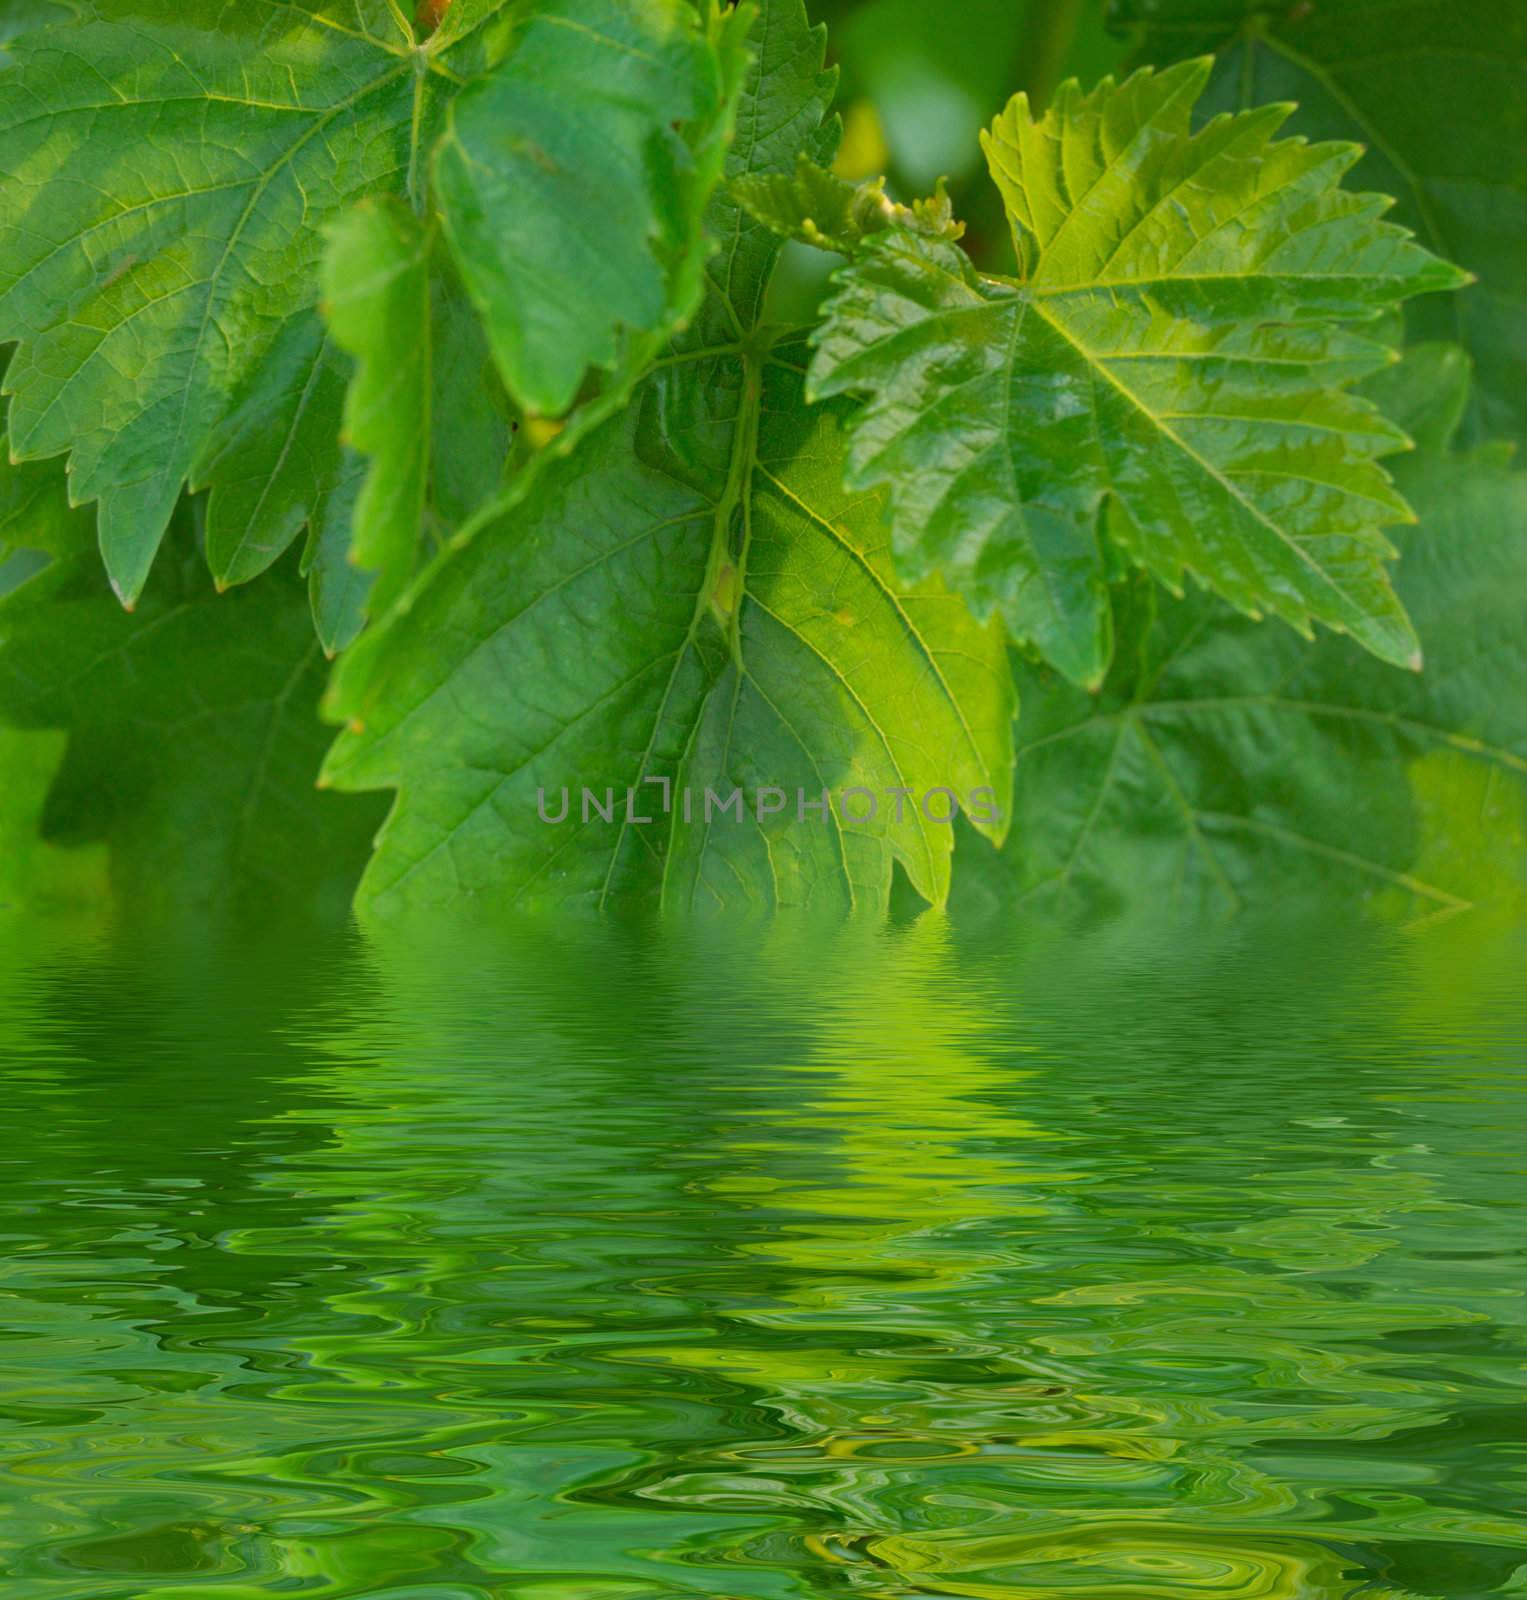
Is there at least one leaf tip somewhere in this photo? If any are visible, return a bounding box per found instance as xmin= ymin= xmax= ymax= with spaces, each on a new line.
xmin=1407 ymin=649 xmax=1424 ymax=674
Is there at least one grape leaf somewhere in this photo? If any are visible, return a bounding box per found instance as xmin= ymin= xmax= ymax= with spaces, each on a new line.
xmin=0 ymin=0 xmax=730 ymax=612
xmin=1114 ymin=0 xmax=1527 ymax=449
xmin=320 ymin=0 xmax=1016 ymax=918
xmin=0 ymin=504 xmax=387 ymax=922
xmin=806 ymin=60 xmax=1468 ymax=688
xmin=0 ymin=1 xmax=464 ymax=606
xmin=355 ymin=0 xmax=749 ymax=608
xmin=190 ymin=310 xmax=365 ymax=647
xmin=302 ymin=211 xmax=511 ymax=656
xmin=992 ymin=346 xmax=1527 ymax=923
xmin=434 ymin=0 xmax=746 ymax=418
xmin=321 ymin=198 xmax=432 ymax=623
xmin=685 ymin=0 xmax=840 ymax=351
xmin=733 ymin=155 xmax=963 ymax=252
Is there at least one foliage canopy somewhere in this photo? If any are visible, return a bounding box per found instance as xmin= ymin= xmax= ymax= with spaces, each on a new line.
xmin=0 ymin=0 xmax=1521 ymax=926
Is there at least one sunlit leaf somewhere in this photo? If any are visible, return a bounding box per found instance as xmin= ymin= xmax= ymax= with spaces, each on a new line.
xmin=1115 ymin=0 xmax=1527 ymax=448
xmin=322 ymin=199 xmax=432 ymax=624
xmin=808 ymin=61 xmax=1467 ymax=687
xmin=733 ymin=155 xmax=962 ymax=252
xmin=320 ymin=0 xmax=1016 ymax=918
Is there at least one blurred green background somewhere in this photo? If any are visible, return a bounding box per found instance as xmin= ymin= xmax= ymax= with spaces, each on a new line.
xmin=773 ymin=0 xmax=1130 ymax=316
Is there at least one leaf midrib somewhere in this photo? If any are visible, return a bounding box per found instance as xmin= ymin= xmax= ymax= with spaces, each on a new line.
xmin=1026 ymin=290 xmax=1400 ymax=645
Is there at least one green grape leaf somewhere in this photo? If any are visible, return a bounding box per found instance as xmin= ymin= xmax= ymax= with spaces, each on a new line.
xmin=191 ymin=312 xmax=363 ymax=643
xmin=303 ymin=217 xmax=510 ymax=657
xmin=386 ymin=0 xmax=750 ymax=595
xmin=993 ymin=347 xmax=1527 ymax=923
xmin=323 ymin=362 xmax=1014 ymax=918
xmin=1114 ymin=0 xmax=1527 ymax=448
xmin=321 ymin=198 xmax=432 ymax=622
xmin=320 ymin=0 xmax=1016 ymax=919
xmin=0 ymin=512 xmax=386 ymax=922
xmin=0 ymin=0 xmax=735 ymax=614
xmin=0 ymin=0 xmax=522 ymax=608
xmin=808 ymin=60 xmax=1468 ymax=688
xmin=434 ymin=0 xmax=745 ymax=418
xmin=733 ymin=155 xmax=963 ymax=253
xmin=685 ymin=0 xmax=839 ymax=350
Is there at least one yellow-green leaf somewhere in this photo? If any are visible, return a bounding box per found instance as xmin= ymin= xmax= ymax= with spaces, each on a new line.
xmin=809 ymin=61 xmax=1469 ymax=686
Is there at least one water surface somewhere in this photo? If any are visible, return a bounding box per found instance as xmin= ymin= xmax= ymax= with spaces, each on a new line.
xmin=1 ymin=913 xmax=1525 ymax=1597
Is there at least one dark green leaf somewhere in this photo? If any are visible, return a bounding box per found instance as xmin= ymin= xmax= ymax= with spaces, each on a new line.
xmin=0 ymin=728 xmax=107 ymax=911
xmin=191 ymin=311 xmax=367 ymax=645
xmin=993 ymin=348 xmax=1527 ymax=922
xmin=0 ymin=512 xmax=385 ymax=920
xmin=1115 ymin=0 xmax=1527 ymax=447
xmin=1 ymin=431 xmax=90 ymax=562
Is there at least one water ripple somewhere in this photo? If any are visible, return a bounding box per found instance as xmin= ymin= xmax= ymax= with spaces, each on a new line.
xmin=0 ymin=912 xmax=1524 ymax=1596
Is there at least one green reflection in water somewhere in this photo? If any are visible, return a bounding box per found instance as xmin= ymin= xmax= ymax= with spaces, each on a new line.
xmin=0 ymin=913 xmax=1525 ymax=1598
